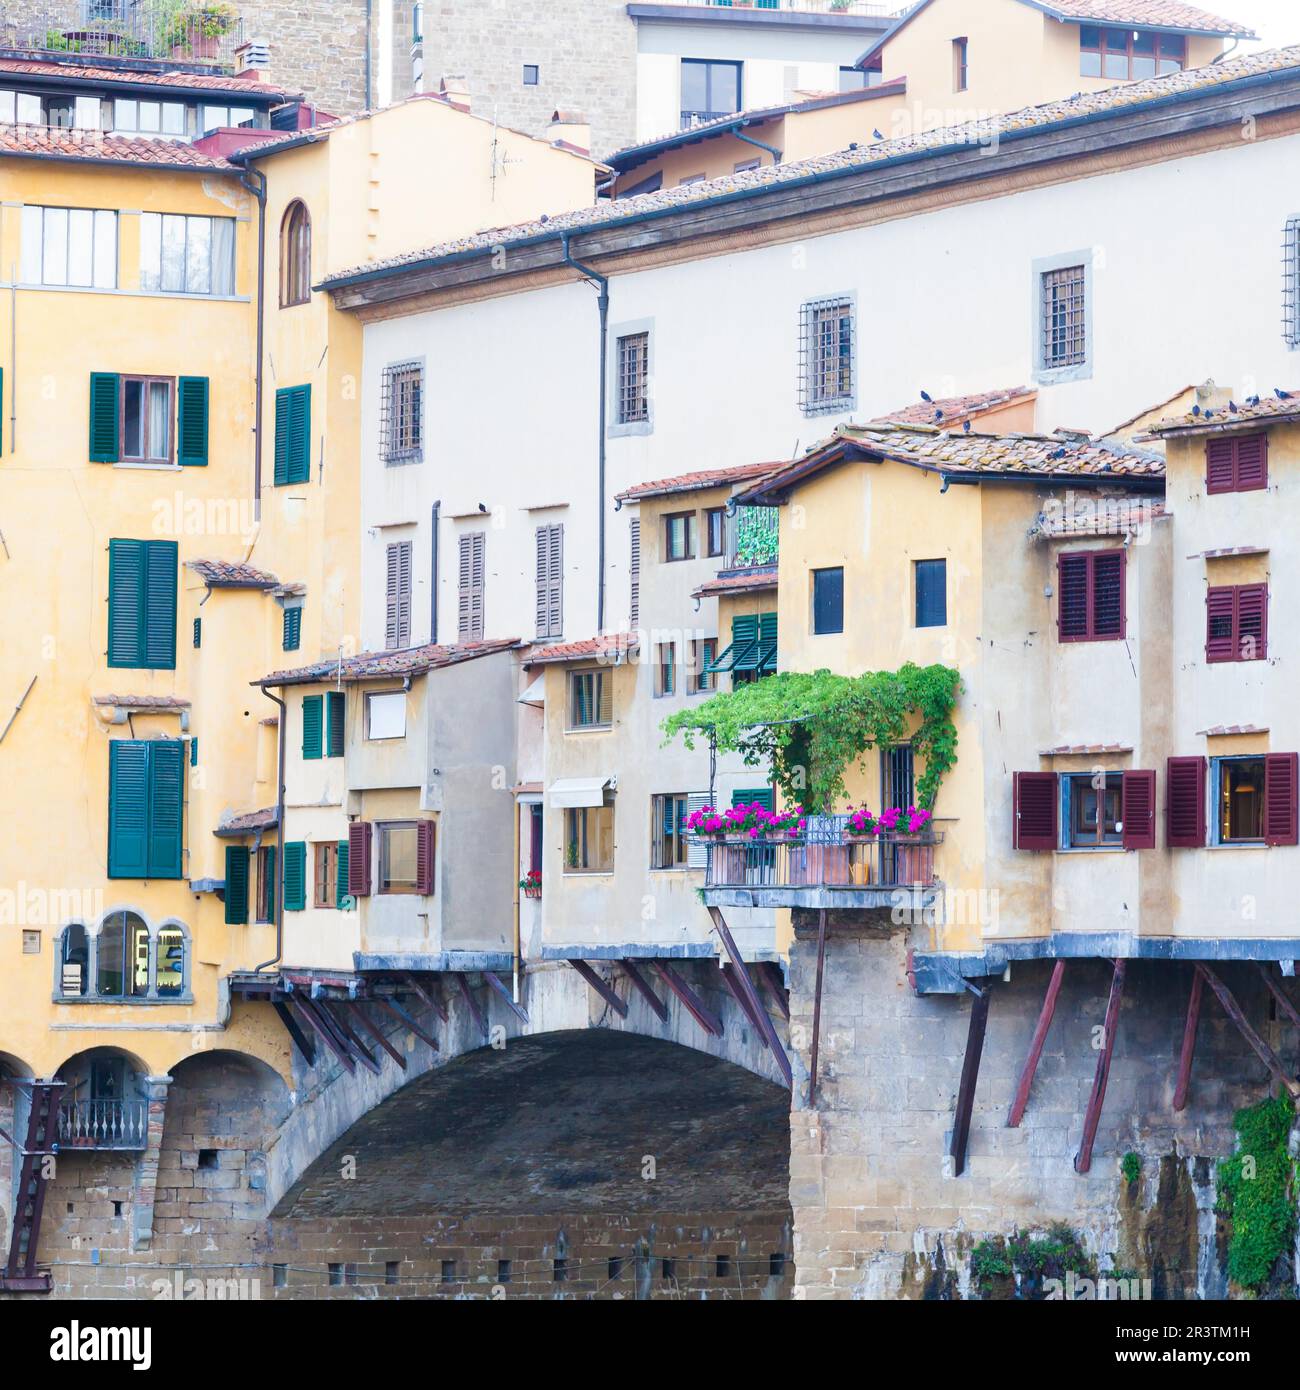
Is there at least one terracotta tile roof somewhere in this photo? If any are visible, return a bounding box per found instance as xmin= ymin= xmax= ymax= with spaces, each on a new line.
xmin=1041 ymin=744 xmax=1134 ymax=755
xmin=214 ymin=806 xmax=279 ymax=837
xmin=1033 ymin=496 xmax=1167 ymax=539
xmin=1034 ymin=1 xmax=1254 ymax=36
xmin=0 ymin=56 xmax=301 ymax=98
xmin=1198 ymin=725 xmax=1269 ymax=736
xmin=257 ymin=638 xmax=520 ymax=687
xmin=1189 ymin=545 xmax=1268 ymax=559
xmin=615 ymin=461 xmax=785 ymax=503
xmin=187 ymin=559 xmax=279 ymax=589
xmin=323 ymin=45 xmax=1296 ymax=289
xmin=93 ymin=694 xmax=190 ymax=709
xmin=873 ymin=387 xmax=1035 ymax=428
xmin=1144 ymin=390 xmax=1300 ymax=436
xmin=736 ymin=423 xmax=1164 ymax=504
xmin=0 ymin=123 xmax=238 ymax=169
xmin=693 ymin=568 xmax=779 ymax=599
xmin=524 ymin=633 xmax=638 ymax=667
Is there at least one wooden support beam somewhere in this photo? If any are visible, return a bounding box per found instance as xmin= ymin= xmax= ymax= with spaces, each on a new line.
xmin=709 ymin=907 xmax=793 ymax=1088
xmin=273 ymin=1000 xmax=317 ymax=1068
xmin=373 ymin=996 xmax=440 ymax=1051
xmin=569 ymin=960 xmax=629 ymax=1019
xmin=1256 ymin=963 xmax=1300 ymax=1031
xmin=402 ymin=972 xmax=449 ymax=1023
xmin=483 ymin=970 xmax=529 ymax=1025
xmin=652 ymin=961 xmax=724 ymax=1037
xmin=455 ymin=973 xmax=491 ymax=1040
xmin=1074 ymin=959 xmax=1126 ymax=1174
xmin=1198 ymin=964 xmax=1299 ymax=1098
xmin=757 ymin=961 xmax=790 ymax=1021
xmin=320 ymin=1003 xmax=382 ymax=1076
xmin=720 ymin=961 xmax=766 ymax=1034
xmin=1007 ymin=959 xmax=1066 ymax=1128
xmin=620 ymin=960 xmax=669 ymax=1022
xmin=345 ymin=1001 xmax=407 ymax=1069
xmin=809 ymin=909 xmax=828 ymax=1107
xmin=1173 ymin=968 xmax=1203 ymax=1112
xmin=292 ymin=997 xmax=356 ymax=1074
xmin=950 ymin=986 xmax=990 ymax=1178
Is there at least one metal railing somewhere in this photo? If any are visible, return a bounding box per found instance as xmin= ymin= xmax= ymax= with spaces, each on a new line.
xmin=58 ymin=1098 xmax=149 ymax=1149
xmin=705 ymin=819 xmax=941 ymax=891
xmin=11 ymin=2 xmax=245 ymax=66
xmin=664 ymin=1 xmax=902 ymax=15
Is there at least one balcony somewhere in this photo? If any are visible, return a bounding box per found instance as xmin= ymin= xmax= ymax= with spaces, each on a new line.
xmin=662 ymin=1 xmax=901 ymax=15
xmin=11 ymin=2 xmax=245 ymax=66
xmin=703 ymin=817 xmax=942 ymax=909
xmin=58 ymin=1098 xmax=148 ymax=1150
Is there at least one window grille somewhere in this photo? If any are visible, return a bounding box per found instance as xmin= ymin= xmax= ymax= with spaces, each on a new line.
xmin=617 ymin=333 xmax=649 ymax=425
xmin=1041 ymin=265 xmax=1087 ymax=369
xmin=381 ymin=361 xmax=423 ymax=463
xmin=799 ymin=298 xmax=853 ymax=414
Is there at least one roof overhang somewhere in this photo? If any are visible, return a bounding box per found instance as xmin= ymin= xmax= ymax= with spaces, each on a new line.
xmin=627 ymin=3 xmax=891 ymax=34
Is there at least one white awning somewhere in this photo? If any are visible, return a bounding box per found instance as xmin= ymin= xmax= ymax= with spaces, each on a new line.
xmin=549 ymin=776 xmax=615 ymax=808
xmin=517 ymin=674 xmax=546 ymax=707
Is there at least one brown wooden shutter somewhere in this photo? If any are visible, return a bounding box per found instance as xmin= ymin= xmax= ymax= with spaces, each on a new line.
xmin=348 ymin=820 xmax=373 ymax=896
xmin=1092 ymin=551 xmax=1124 ymax=639
xmin=458 ymin=532 xmax=485 ymax=642
xmin=1057 ymin=553 xmax=1089 ymax=640
xmin=1121 ymin=769 xmax=1156 ymax=850
xmin=415 ymin=819 xmax=436 ymax=893
xmin=1234 ymin=434 xmax=1267 ymax=491
xmin=1236 ymin=583 xmax=1267 ymax=661
xmin=385 ymin=541 xmax=412 ymax=650
xmin=1264 ymin=752 xmax=1298 ymax=846
xmin=1013 ymin=771 xmax=1057 ymax=850
xmin=1205 ymin=438 xmax=1237 ymax=493
xmin=597 ymin=670 xmax=614 ymax=725
xmin=1165 ymin=756 xmax=1206 ymax=848
xmin=629 ymin=517 xmax=641 ymax=630
xmin=1205 ymin=586 xmax=1235 ymax=663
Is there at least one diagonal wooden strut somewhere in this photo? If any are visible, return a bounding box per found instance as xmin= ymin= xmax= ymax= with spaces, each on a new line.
xmin=373 ymin=995 xmax=440 ymax=1051
xmin=651 ymin=961 xmax=723 ymax=1037
xmin=403 ymin=972 xmax=449 ymax=1023
xmin=620 ymin=960 xmax=668 ymax=1021
xmin=1172 ymin=967 xmax=1203 ymax=1112
xmin=455 ymin=973 xmax=491 ymax=1040
xmin=1198 ymin=964 xmax=1299 ymax=1098
xmin=292 ymin=996 xmax=356 ymax=1073
xmin=320 ymin=1002 xmax=381 ymax=1075
xmin=950 ymin=986 xmax=989 ymax=1178
xmin=272 ymin=1000 xmax=317 ymax=1067
xmin=1007 ymin=959 xmax=1066 ymax=1128
xmin=483 ymin=970 xmax=529 ymax=1025
xmin=3 ymin=1080 xmax=63 ymax=1292
xmin=1256 ymin=962 xmax=1300 ymax=1031
xmin=568 ymin=960 xmax=629 ymax=1018
xmin=708 ymin=907 xmax=792 ymax=1088
xmin=1074 ymin=959 xmax=1126 ymax=1174
xmin=345 ymin=1001 xmax=408 ymax=1069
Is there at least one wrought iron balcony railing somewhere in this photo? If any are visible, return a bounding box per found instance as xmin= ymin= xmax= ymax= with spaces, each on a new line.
xmin=12 ymin=1 xmax=245 ymax=66
xmin=58 ymin=1098 xmax=148 ymax=1150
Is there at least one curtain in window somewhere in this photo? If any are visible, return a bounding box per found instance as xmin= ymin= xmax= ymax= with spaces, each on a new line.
xmin=148 ymin=380 xmax=170 ymax=461
xmin=210 ymin=217 xmax=236 ymax=296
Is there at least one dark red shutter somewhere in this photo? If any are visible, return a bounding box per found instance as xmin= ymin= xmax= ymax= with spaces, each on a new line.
xmin=1014 ymin=772 xmax=1057 ymax=850
xmin=348 ymin=820 xmax=372 ymax=896
xmin=1234 ymin=434 xmax=1267 ymax=491
xmin=1263 ymin=753 xmax=1298 ymax=846
xmin=1205 ymin=586 xmax=1235 ymax=663
xmin=1205 ymin=438 xmax=1236 ymax=493
xmin=1058 ymin=553 xmax=1089 ymax=641
xmin=1121 ymin=770 xmax=1156 ymax=850
xmin=1165 ymin=757 xmax=1206 ymax=848
xmin=1092 ymin=551 xmax=1125 ymax=639
xmin=415 ymin=819 xmax=436 ymax=894
xmin=1236 ymin=584 xmax=1267 ymax=661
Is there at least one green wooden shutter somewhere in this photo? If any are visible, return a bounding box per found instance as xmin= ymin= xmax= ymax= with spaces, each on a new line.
xmin=143 ymin=540 xmax=178 ymax=670
xmin=108 ymin=740 xmax=150 ymax=878
xmin=283 ymin=841 xmax=307 ymax=911
xmin=302 ymin=695 xmax=323 ymax=760
xmin=190 ymin=736 xmax=199 ymax=767
xmin=264 ymin=844 xmax=276 ymax=920
xmin=274 ymin=385 xmax=311 ymax=485
xmin=759 ymin=610 xmax=778 ymax=673
xmin=273 ymin=388 xmax=291 ymax=485
xmin=147 ymin=740 xmax=184 ymax=879
xmin=177 ymin=376 xmax=209 ymax=466
xmin=89 ymin=372 xmax=120 ymax=463
xmin=282 ymin=605 xmax=301 ymax=651
xmin=224 ymin=845 xmax=250 ymax=924
xmin=326 ymin=691 xmax=345 ymax=757
xmin=336 ymin=839 xmax=351 ymax=908
xmin=193 ymin=617 xmax=202 ymax=648
xmin=107 ymin=539 xmax=145 ymax=667
xmin=733 ymin=787 xmax=774 ymax=811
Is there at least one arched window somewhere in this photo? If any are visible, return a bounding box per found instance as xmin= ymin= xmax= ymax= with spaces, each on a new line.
xmin=156 ymin=924 xmax=187 ymax=997
xmin=61 ymin=924 xmax=89 ymax=997
xmin=280 ymin=200 xmax=311 ymax=307
xmin=97 ymin=911 xmax=150 ymax=999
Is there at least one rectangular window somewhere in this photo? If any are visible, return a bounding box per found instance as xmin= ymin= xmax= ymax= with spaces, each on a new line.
xmin=651 ymin=793 xmax=690 ymax=870
xmin=1057 ymin=550 xmax=1124 ymax=642
xmin=655 ymin=642 xmax=677 ymax=697
xmin=458 ymin=531 xmax=486 ymax=642
xmin=200 ymin=104 xmax=255 ymax=132
xmin=664 ymin=512 xmax=697 ymax=562
xmin=812 ymin=566 xmax=844 ymax=635
xmin=381 ymin=360 xmax=423 ymax=464
xmin=680 ymin=58 xmax=742 ymax=126
xmin=139 ymin=213 xmax=235 ymax=296
xmin=565 ymin=804 xmax=615 ymax=873
xmin=107 ymin=538 xmax=178 ymax=669
xmin=378 ymin=821 xmax=431 ymax=893
xmin=569 ymin=669 xmax=613 ymax=729
xmin=1206 ymin=434 xmax=1267 ymax=494
xmin=273 ymin=384 xmax=311 ymax=486
xmin=107 ymin=739 xmax=184 ymax=879
xmin=1063 ymin=773 xmax=1123 ymax=849
xmin=1041 ymin=265 xmax=1087 ymax=370
xmin=313 ymin=842 xmax=340 ymax=908
xmin=1214 ymin=756 xmax=1266 ymax=844
xmin=839 ymin=66 xmax=869 ymax=91
xmin=1080 ymin=26 xmax=1184 ymax=80
xmin=693 ymin=638 xmax=717 ymax=694
xmin=385 ymin=540 xmax=413 ymax=649
xmin=118 ymin=375 xmax=173 ymax=464
xmin=535 ymin=523 xmax=563 ymax=640
xmin=705 ymin=508 xmax=726 ymax=558
xmin=800 ymin=298 xmax=854 ymax=414
xmin=915 ymin=558 xmax=947 ymax=628
xmin=1206 ymin=584 xmax=1268 ymax=663
xmin=953 ymin=37 xmax=968 ymax=92
xmin=282 ymin=605 xmax=302 ymax=651
xmin=366 ymin=690 xmax=407 ymax=740
xmin=734 ymin=158 xmax=760 ymax=173
xmin=256 ymin=845 xmax=276 ymax=923
xmin=19 ymin=205 xmax=117 ymax=289
xmin=616 ymin=332 xmax=649 ymax=425
xmin=112 ymin=97 xmax=187 ymax=136
xmin=523 ymin=64 xmax=540 ymax=85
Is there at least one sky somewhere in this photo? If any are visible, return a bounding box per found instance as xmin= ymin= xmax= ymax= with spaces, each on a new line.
xmin=1230 ymin=0 xmax=1300 ymax=48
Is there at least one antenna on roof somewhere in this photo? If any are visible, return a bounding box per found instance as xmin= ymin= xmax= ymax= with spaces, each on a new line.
xmin=488 ymin=108 xmax=524 ymax=202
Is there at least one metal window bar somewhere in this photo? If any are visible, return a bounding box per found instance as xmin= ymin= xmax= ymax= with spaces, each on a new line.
xmin=799 ymin=299 xmax=854 ymax=413
xmin=29 ymin=2 xmax=247 ymax=63
xmin=1041 ymin=266 xmax=1086 ymax=368
xmin=1284 ymin=218 xmax=1300 ymax=348
xmin=381 ymin=361 xmax=423 ymax=463
xmin=617 ymin=332 xmax=649 ymax=424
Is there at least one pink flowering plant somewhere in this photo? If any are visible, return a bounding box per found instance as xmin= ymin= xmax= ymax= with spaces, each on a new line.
xmin=876 ymin=806 xmax=933 ymax=836
xmin=685 ymin=802 xmax=807 ymax=840
xmin=846 ymin=805 xmax=879 ymax=837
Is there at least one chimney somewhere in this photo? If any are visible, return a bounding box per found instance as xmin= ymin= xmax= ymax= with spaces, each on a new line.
xmin=549 ymin=108 xmax=590 ymax=155
xmin=234 ymin=38 xmax=271 ymax=83
xmin=438 ymin=74 xmax=471 ymax=112
xmin=1194 ymin=378 xmax=1231 ymax=412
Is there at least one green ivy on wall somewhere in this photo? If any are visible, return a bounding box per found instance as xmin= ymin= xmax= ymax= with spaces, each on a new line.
xmin=1216 ymin=1092 xmax=1297 ymax=1293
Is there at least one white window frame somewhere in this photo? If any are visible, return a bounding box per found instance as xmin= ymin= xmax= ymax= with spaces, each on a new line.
xmin=19 ymin=205 xmax=118 ymax=289
xmin=366 ymin=690 xmax=407 ymax=741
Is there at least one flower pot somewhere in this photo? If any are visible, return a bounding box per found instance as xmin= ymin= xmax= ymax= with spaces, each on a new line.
xmin=844 ymin=833 xmax=878 ymax=844
xmin=523 ymin=886 xmax=541 ymax=899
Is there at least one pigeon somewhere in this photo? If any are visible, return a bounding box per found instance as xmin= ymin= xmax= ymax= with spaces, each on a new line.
xmin=1276 ymin=388 xmax=1292 ymax=400
xmin=1229 ymin=401 xmax=1238 ymax=414
xmin=873 ymin=129 xmax=884 ymax=140
xmin=1249 ymin=395 xmax=1261 ymax=406
xmin=1050 ymin=447 xmax=1068 ymax=460
xmin=478 ymin=502 xmax=488 ymax=513
xmin=934 ymin=409 xmax=944 ymax=422
xmin=962 ymin=419 xmax=972 ymax=433
xmin=1192 ymin=405 xmax=1201 ymax=417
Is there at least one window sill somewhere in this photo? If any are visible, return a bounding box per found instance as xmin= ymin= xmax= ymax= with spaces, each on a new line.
xmin=54 ymin=995 xmax=194 ymax=1006
xmin=1056 ymin=845 xmax=1127 ymax=854
xmin=1208 ymin=841 xmax=1268 ymax=850
xmin=566 ymin=725 xmax=613 ymax=735
xmin=562 ymin=871 xmax=615 ymax=878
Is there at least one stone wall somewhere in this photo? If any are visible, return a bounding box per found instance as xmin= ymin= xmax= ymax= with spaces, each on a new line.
xmin=787 ymin=920 xmax=1300 ymax=1300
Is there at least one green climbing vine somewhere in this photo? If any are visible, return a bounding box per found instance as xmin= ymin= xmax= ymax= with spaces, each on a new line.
xmin=660 ymin=663 xmax=962 ymax=814
xmin=1216 ymin=1092 xmax=1297 ymax=1293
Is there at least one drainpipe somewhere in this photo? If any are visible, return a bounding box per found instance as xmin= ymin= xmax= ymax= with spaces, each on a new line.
xmin=252 ymin=685 xmax=287 ymax=974
xmin=735 ymin=121 xmax=782 ymax=166
xmin=238 ymin=164 xmax=267 ymax=521
xmin=430 ymin=500 xmax=440 ymax=644
xmin=512 ymin=801 xmax=521 ymax=1004
xmin=561 ymin=233 xmax=609 ymax=632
